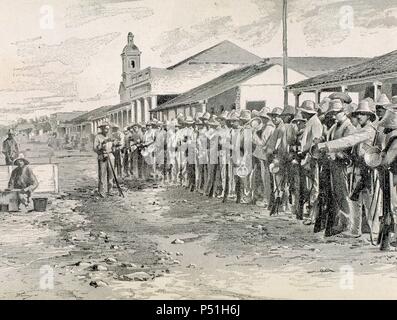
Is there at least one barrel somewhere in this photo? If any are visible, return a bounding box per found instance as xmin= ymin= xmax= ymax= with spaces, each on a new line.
xmin=33 ymin=198 xmax=48 ymax=212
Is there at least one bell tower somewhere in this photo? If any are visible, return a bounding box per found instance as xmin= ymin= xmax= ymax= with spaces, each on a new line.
xmin=121 ymin=32 xmax=141 ymax=82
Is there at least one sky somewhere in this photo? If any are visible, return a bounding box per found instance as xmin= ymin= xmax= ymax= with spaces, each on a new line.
xmin=0 ymin=0 xmax=396 ymax=124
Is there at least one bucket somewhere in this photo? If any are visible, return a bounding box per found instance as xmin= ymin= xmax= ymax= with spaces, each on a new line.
xmin=33 ymin=198 xmax=48 ymax=212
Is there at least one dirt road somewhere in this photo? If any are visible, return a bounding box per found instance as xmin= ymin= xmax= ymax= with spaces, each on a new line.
xmin=1 ymin=147 xmax=397 ymax=299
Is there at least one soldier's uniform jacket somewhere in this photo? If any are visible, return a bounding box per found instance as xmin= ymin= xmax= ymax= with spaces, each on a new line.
xmin=206 ymin=127 xmax=220 ymax=165
xmin=197 ymin=127 xmax=208 ymax=165
xmin=112 ymin=131 xmax=125 ymax=150
xmin=323 ymin=122 xmax=377 ymax=158
xmin=300 ymin=114 xmax=323 ymax=154
xmin=381 ymin=130 xmax=397 ymax=175
xmin=252 ymin=123 xmax=275 ymax=161
xmin=265 ymin=122 xmax=288 ymax=161
xmin=93 ymin=133 xmax=114 ymax=161
xmin=326 ymin=117 xmax=356 ymax=161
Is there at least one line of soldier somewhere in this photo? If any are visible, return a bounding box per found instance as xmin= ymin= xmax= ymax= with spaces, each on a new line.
xmin=93 ymin=92 xmax=397 ymax=251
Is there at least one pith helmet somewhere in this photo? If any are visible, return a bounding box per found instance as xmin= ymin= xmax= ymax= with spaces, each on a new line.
xmin=325 ymin=99 xmax=344 ymax=115
xmin=239 ymin=110 xmax=252 ymax=122
xmin=207 ymin=118 xmax=220 ymax=127
xmin=299 ymin=100 xmax=317 ymax=114
xmin=268 ymin=107 xmax=283 ymax=117
xmin=281 ymin=105 xmax=296 ymax=116
xmin=292 ymin=112 xmax=307 ymax=123
xmin=257 ymin=107 xmax=270 ymax=120
xmin=328 ymin=92 xmax=352 ymax=104
xmin=184 ymin=116 xmax=195 ymax=125
xmin=376 ymin=94 xmax=390 ymax=108
xmin=227 ymin=110 xmax=240 ymax=122
xmin=199 ymin=112 xmax=211 ymax=121
xmin=218 ymin=110 xmax=230 ymax=120
xmin=379 ymin=108 xmax=397 ymax=129
xmin=351 ymin=100 xmax=376 ymax=121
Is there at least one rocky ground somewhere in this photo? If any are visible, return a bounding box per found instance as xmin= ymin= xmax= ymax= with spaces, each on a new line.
xmin=1 ymin=143 xmax=397 ymax=299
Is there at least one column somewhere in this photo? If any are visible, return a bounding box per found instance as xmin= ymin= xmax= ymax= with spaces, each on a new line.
xmin=294 ymin=91 xmax=301 ymax=108
xmin=136 ymin=99 xmax=142 ymax=124
xmin=314 ymin=90 xmax=321 ymax=104
xmin=120 ymin=110 xmax=123 ymax=128
xmin=144 ymin=97 xmax=150 ymax=122
xmin=131 ymin=101 xmax=136 ymax=123
xmin=373 ymin=81 xmax=382 ymax=102
xmin=151 ymin=96 xmax=157 ymax=111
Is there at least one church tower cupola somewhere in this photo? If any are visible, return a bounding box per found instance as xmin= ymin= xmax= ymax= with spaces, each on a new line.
xmin=121 ymin=32 xmax=141 ymax=80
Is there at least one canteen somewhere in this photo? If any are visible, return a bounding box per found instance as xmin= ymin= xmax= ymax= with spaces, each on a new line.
xmin=364 ymin=146 xmax=382 ymax=168
xmin=236 ymin=164 xmax=249 ymax=178
xmin=269 ymin=158 xmax=281 ymax=174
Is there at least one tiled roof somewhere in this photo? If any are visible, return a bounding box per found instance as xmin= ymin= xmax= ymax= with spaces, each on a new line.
xmin=150 ymin=64 xmax=243 ymax=95
xmin=167 ymin=40 xmax=262 ymax=69
xmin=154 ymin=60 xmax=273 ymax=111
xmin=268 ymin=57 xmax=370 ymax=78
xmin=289 ymin=50 xmax=397 ymax=90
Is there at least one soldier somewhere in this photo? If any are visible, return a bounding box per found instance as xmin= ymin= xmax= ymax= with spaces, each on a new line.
xmin=111 ymin=124 xmax=124 ymax=179
xmin=251 ymin=107 xmax=274 ymax=207
xmin=297 ymin=100 xmax=323 ymax=223
xmin=280 ymin=105 xmax=298 ymax=213
xmin=265 ymin=107 xmax=288 ymax=215
xmin=217 ymin=111 xmax=232 ymax=199
xmin=233 ymin=110 xmax=253 ymax=204
xmin=168 ymin=120 xmax=181 ymax=185
xmin=197 ymin=113 xmax=211 ymax=193
xmin=290 ymin=112 xmax=307 ymax=220
xmin=142 ymin=121 xmax=156 ymax=179
xmin=3 ymin=129 xmax=19 ymax=165
xmin=204 ymin=117 xmax=221 ymax=197
xmin=93 ymin=123 xmax=115 ymax=198
xmin=317 ymin=100 xmax=377 ymax=238
xmin=376 ymin=94 xmax=390 ymax=122
xmin=127 ymin=124 xmax=143 ymax=178
xmin=123 ymin=126 xmax=132 ymax=177
xmin=374 ymin=103 xmax=397 ymax=250
xmin=316 ymin=99 xmax=357 ymax=236
xmin=193 ymin=114 xmax=203 ymax=190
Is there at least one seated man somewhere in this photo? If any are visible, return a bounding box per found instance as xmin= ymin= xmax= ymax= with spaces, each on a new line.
xmin=8 ymin=153 xmax=39 ymax=207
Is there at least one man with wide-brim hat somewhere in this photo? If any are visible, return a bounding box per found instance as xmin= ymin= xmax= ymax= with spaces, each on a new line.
xmin=239 ymin=110 xmax=251 ymax=124
xmin=317 ymin=100 xmax=370 ymax=237
xmin=111 ymin=123 xmax=124 ymax=179
xmin=264 ymin=107 xmax=290 ymax=214
xmin=375 ymin=94 xmax=391 ymax=121
xmin=199 ymin=112 xmax=211 ymax=125
xmin=351 ymin=100 xmax=376 ymax=123
xmin=93 ymin=122 xmax=115 ymax=197
xmin=8 ymin=153 xmax=39 ymax=209
xmin=204 ymin=117 xmax=221 ymax=197
xmin=3 ymin=128 xmax=20 ymax=165
xmin=251 ymin=107 xmax=274 ymax=207
xmin=328 ymin=92 xmax=352 ymax=104
xmin=256 ymin=107 xmax=270 ymax=120
xmin=374 ymin=102 xmax=397 ymax=249
xmin=295 ymin=100 xmax=323 ymax=221
xmin=280 ymin=105 xmax=296 ymax=124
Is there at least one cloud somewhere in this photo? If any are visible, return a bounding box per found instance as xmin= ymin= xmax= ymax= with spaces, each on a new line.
xmin=65 ymin=0 xmax=154 ymax=28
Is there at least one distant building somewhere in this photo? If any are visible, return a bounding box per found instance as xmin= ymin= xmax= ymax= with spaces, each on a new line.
xmin=288 ymin=50 xmax=397 ymax=105
xmin=68 ymin=32 xmax=371 ymax=135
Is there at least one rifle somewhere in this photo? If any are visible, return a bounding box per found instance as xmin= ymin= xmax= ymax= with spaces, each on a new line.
xmin=378 ymin=168 xmax=394 ymax=251
xmin=105 ymin=152 xmax=125 ymax=198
